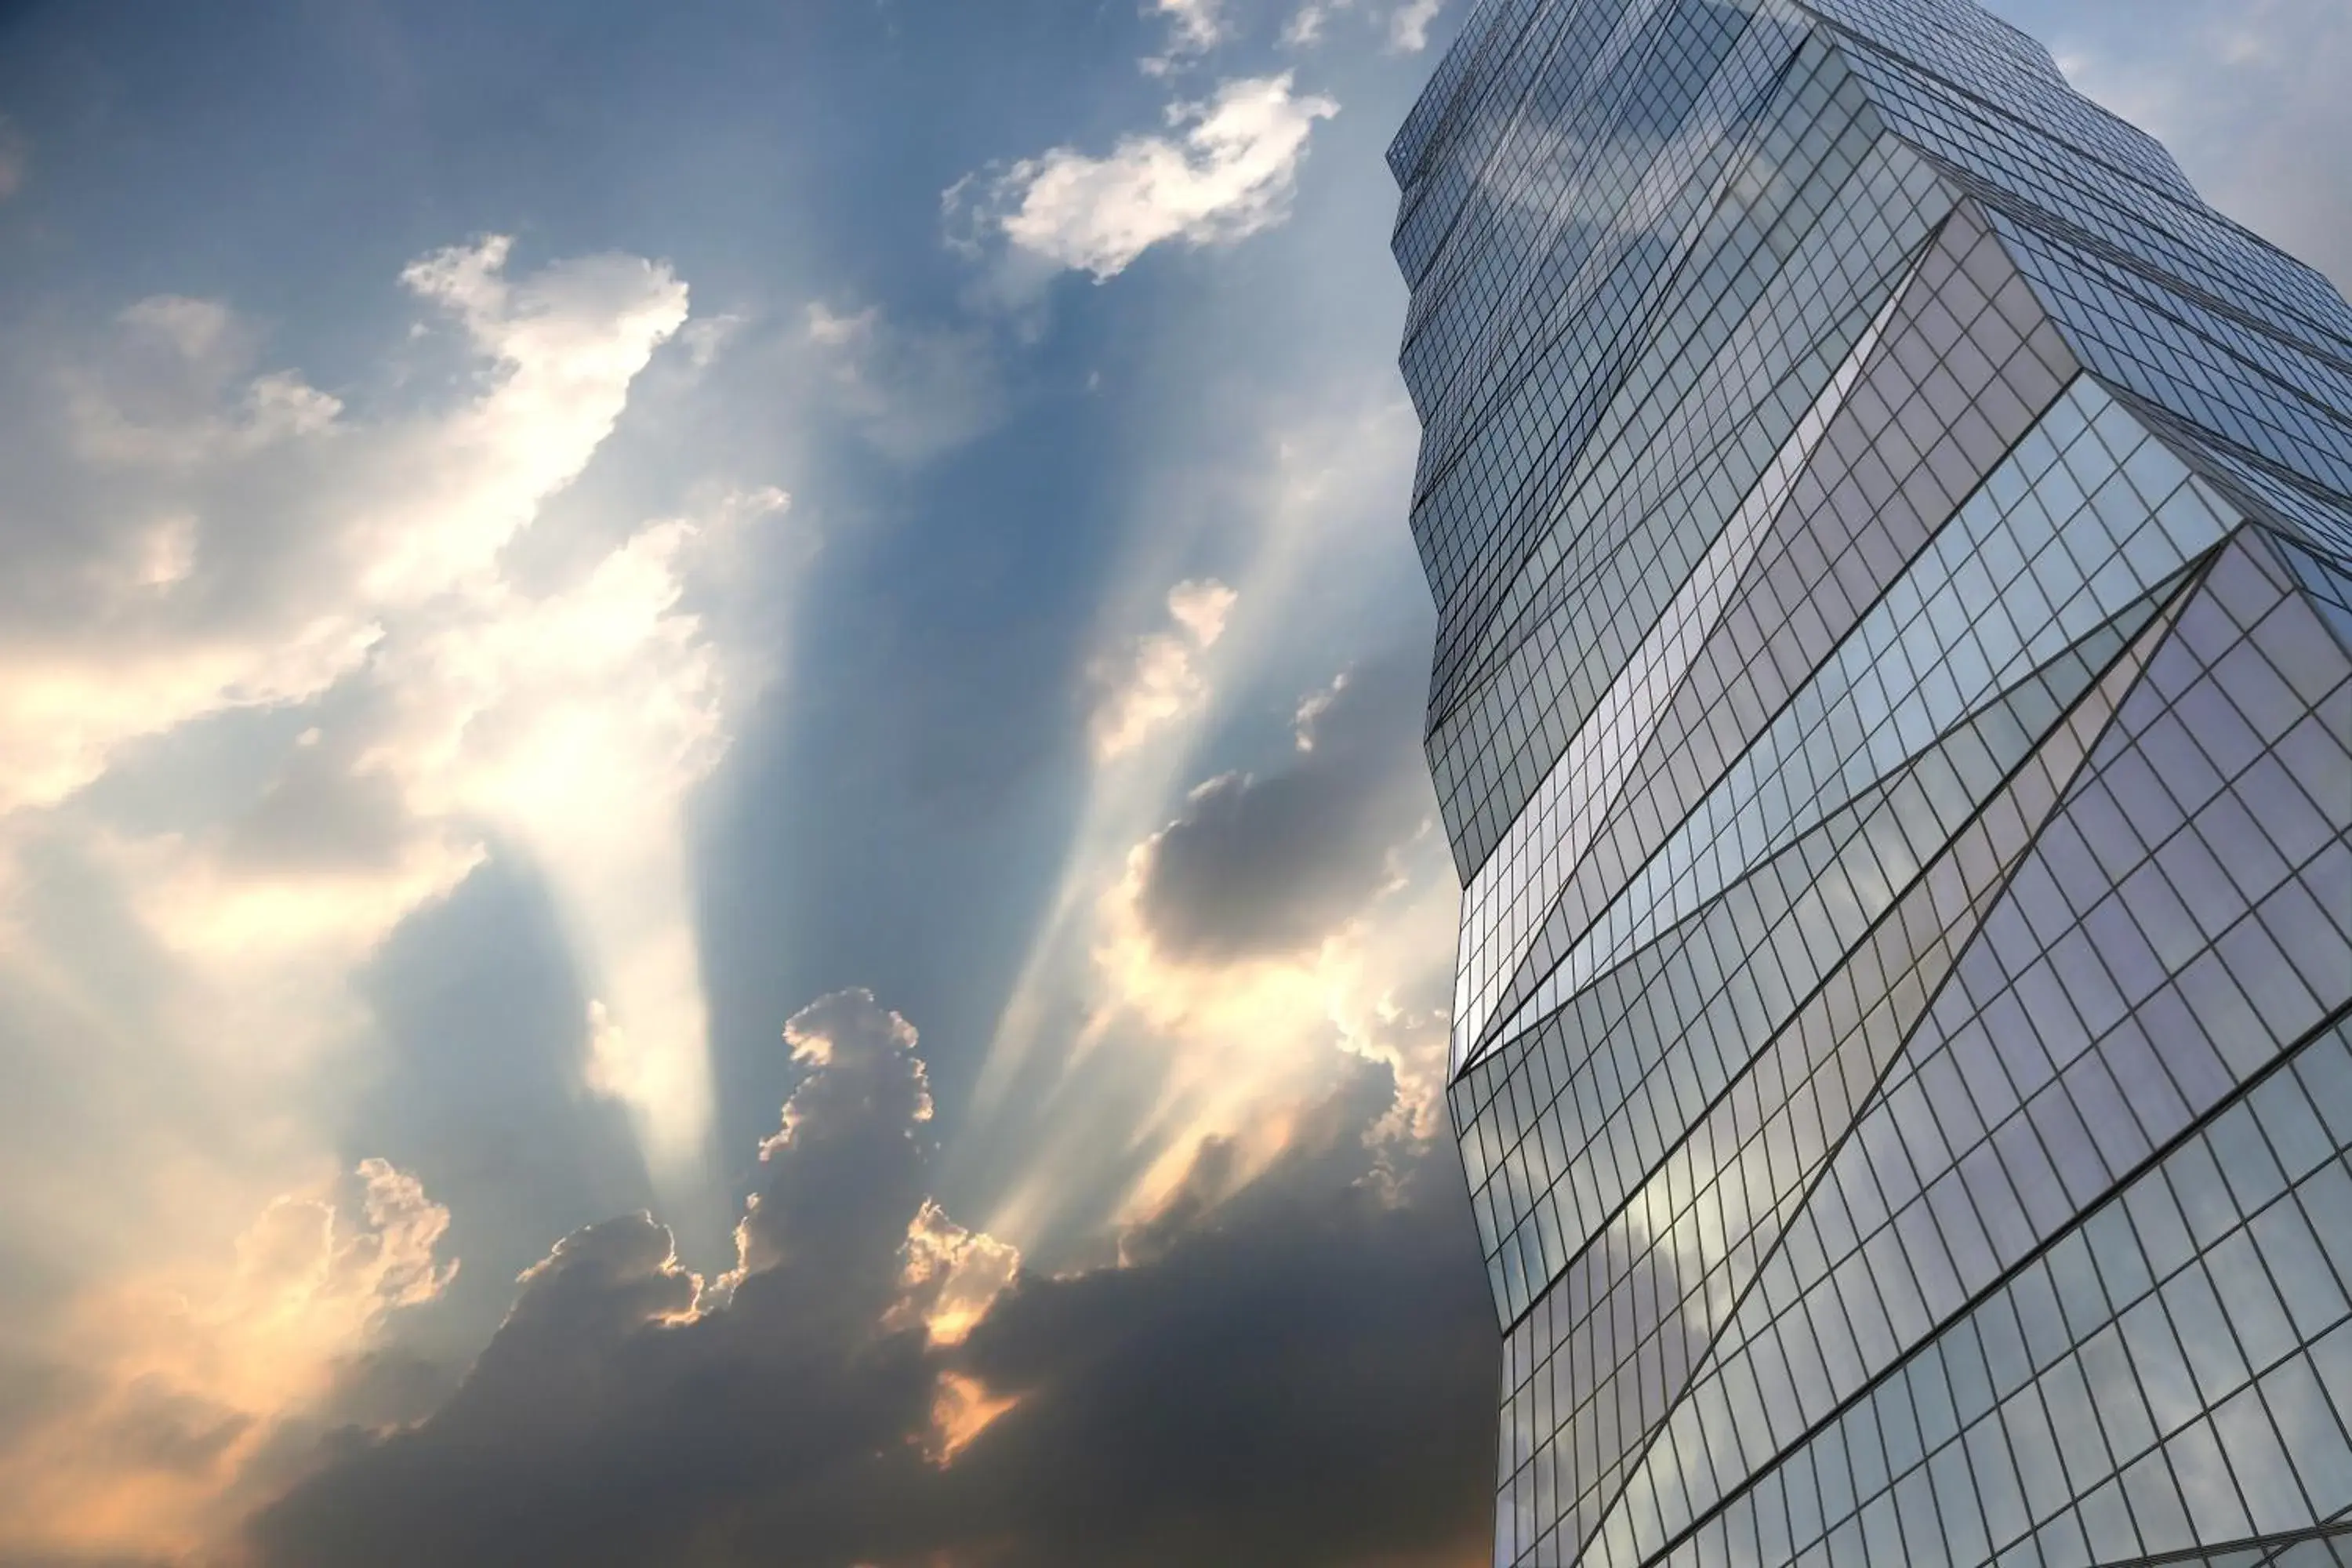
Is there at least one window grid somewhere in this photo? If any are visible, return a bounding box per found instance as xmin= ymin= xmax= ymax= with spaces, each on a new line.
xmin=1385 ymin=3 xmax=2352 ymax=1566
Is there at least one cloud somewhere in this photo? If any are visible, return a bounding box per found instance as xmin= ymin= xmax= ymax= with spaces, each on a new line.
xmin=803 ymin=302 xmax=1005 ymax=463
xmin=368 ymin=482 xmax=792 ymax=1169
xmin=0 ymin=234 xmax=785 ymax=1189
xmin=2042 ymin=0 xmax=2352 ymax=287
xmin=1142 ymin=0 xmax=1229 ymax=73
xmin=0 ymin=232 xmax=710 ymax=1236
xmin=0 ymin=234 xmax=791 ymax=1558
xmin=961 ymin=393 xmax=1446 ymax=1254
xmin=1280 ymin=0 xmax=1352 ymax=48
xmin=503 ymin=1214 xmax=701 ymax=1343
xmin=1087 ymin=578 xmax=1238 ymax=760
xmin=891 ymin=1200 xmax=1022 ymax=1350
xmin=678 ymin=311 xmax=746 ymax=370
xmin=972 ymin=638 xmax=1457 ymax=1259
xmin=956 ymin=74 xmax=1339 ymax=283
xmin=720 ymin=992 xmax=956 ymax=1333
xmin=0 ymin=1162 xmax=454 ymax=1561
xmin=1388 ymin=0 xmax=1443 ymax=53
xmin=1134 ymin=652 xmax=1432 ymax=960
xmin=1033 ymin=652 xmax=1455 ymax=1236
xmin=245 ymin=993 xmax=1492 ymax=1568
xmin=1 ymin=234 xmax=691 ymax=808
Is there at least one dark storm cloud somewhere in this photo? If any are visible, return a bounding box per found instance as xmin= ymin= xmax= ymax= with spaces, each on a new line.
xmin=1136 ymin=651 xmax=1436 ymax=961
xmin=933 ymin=1068 xmax=1494 ymax=1568
xmin=247 ymin=991 xmax=1494 ymax=1568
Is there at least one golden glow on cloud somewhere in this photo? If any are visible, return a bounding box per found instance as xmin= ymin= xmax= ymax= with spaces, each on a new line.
xmin=0 ymin=234 xmax=782 ymax=1559
xmin=893 ymin=1198 xmax=1023 ymax=1348
xmin=0 ymin=1161 xmax=454 ymax=1563
xmin=902 ymin=1203 xmax=1025 ymax=1464
xmin=928 ymin=1372 xmax=1021 ymax=1465
xmin=967 ymin=396 xmax=1444 ymax=1253
xmin=1083 ymin=822 xmax=1454 ymax=1226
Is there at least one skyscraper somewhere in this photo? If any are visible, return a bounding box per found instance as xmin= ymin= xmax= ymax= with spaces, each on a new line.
xmin=1385 ymin=2 xmax=2352 ymax=1563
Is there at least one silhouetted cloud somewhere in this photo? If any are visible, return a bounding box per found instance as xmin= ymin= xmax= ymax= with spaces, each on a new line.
xmin=1135 ymin=651 xmax=1433 ymax=960
xmin=247 ymin=992 xmax=1494 ymax=1568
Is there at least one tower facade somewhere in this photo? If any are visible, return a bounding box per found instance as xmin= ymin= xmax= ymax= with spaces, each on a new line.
xmin=1387 ymin=2 xmax=2352 ymax=1564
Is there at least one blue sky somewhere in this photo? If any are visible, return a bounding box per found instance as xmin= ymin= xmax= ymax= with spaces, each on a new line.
xmin=0 ymin=0 xmax=2341 ymax=1562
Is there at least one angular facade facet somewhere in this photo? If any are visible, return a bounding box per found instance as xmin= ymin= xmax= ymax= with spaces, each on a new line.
xmin=1385 ymin=2 xmax=2352 ymax=1563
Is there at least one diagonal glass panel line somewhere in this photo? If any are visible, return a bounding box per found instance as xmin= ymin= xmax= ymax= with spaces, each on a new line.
xmin=1552 ymin=566 xmax=2199 ymax=1566
xmin=1500 ymin=696 xmax=2102 ymax=1555
xmin=1452 ymin=521 xmax=2190 ymax=1154
xmin=1456 ymin=557 xmax=2194 ymax=1329
xmin=1465 ymin=199 xmax=2080 ymax=1068
xmin=1415 ymin=69 xmax=1962 ymax=881
xmin=1406 ymin=0 xmax=1793 ymax=480
xmin=1448 ymin=245 xmax=1930 ymax=1070
xmin=1450 ymin=41 xmax=1806 ymax=486
xmin=2118 ymin=383 xmax=2352 ymax=579
xmin=1991 ymin=216 xmax=2352 ymax=503
xmin=1588 ymin=529 xmax=2352 ymax=1566
xmin=1435 ymin=144 xmax=1973 ymax=753
xmin=1426 ymin=35 xmax=1824 ymax=715
xmin=1630 ymin=1006 xmax=2352 ymax=1568
xmin=1421 ymin=183 xmax=1944 ymax=886
xmin=1406 ymin=0 xmax=1753 ymax=542
xmin=1424 ymin=78 xmax=1944 ymax=740
xmin=2093 ymin=1522 xmax=2352 ymax=1566
xmin=1481 ymin=378 xmax=2238 ymax=1062
xmin=1399 ymin=0 xmax=1688 ymax=325
xmin=1482 ymin=549 xmax=2193 ymax=1567
xmin=1410 ymin=6 xmax=1809 ymax=514
xmin=2265 ymin=531 xmax=2352 ymax=659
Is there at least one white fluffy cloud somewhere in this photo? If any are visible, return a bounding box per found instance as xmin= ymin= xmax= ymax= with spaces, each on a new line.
xmin=960 ymin=74 xmax=1339 ymax=282
xmin=1388 ymin=0 xmax=1444 ymax=53
xmin=4 ymin=236 xmax=692 ymax=815
xmin=1278 ymin=0 xmax=1440 ymax=54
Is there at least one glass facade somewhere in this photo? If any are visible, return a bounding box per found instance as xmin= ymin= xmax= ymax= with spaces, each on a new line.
xmin=1385 ymin=2 xmax=2352 ymax=1563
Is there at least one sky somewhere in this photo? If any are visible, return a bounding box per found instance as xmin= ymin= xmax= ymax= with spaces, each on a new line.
xmin=0 ymin=1 xmax=2342 ymax=1564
